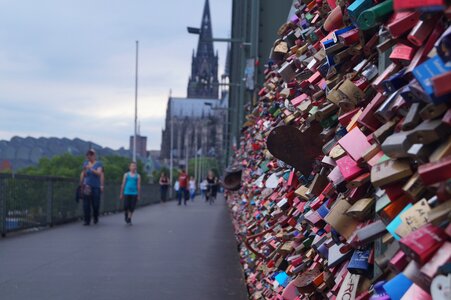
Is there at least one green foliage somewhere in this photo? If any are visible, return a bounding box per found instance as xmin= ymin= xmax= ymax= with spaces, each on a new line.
xmin=19 ymin=154 xmax=84 ymax=178
xmin=187 ymin=157 xmax=219 ymax=180
xmin=171 ymin=168 xmax=181 ymax=184
xmin=151 ymin=167 xmax=180 ymax=184
xmin=18 ymin=154 xmax=148 ymax=183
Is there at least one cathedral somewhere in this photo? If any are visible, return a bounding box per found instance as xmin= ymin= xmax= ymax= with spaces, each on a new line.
xmin=187 ymin=0 xmax=219 ymax=99
xmin=160 ymin=0 xmax=228 ymax=173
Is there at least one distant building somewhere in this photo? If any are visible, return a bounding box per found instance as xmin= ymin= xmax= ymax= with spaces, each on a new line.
xmin=160 ymin=96 xmax=227 ymax=168
xmin=129 ymin=135 xmax=147 ymax=159
xmin=145 ymin=150 xmax=163 ymax=182
xmin=160 ymin=0 xmax=228 ymax=171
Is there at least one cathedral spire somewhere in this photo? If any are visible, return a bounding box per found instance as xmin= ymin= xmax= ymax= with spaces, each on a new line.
xmin=196 ymin=0 xmax=214 ymax=59
xmin=187 ymin=0 xmax=219 ymax=99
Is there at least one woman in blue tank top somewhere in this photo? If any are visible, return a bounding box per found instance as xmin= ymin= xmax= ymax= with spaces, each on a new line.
xmin=120 ymin=162 xmax=141 ymax=224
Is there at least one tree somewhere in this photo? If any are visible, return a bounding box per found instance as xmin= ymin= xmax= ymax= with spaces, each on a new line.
xmin=18 ymin=154 xmax=148 ymax=183
xmin=187 ymin=157 xmax=219 ymax=180
xmin=152 ymin=167 xmax=180 ymax=185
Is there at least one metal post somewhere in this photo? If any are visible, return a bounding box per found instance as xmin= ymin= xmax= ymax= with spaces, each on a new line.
xmin=0 ymin=176 xmax=6 ymax=237
xmin=194 ymin=126 xmax=198 ymax=184
xmin=198 ymin=156 xmax=201 ymax=183
xmin=47 ymin=180 xmax=53 ymax=227
xmin=202 ymin=156 xmax=205 ymax=180
xmin=251 ymin=0 xmax=259 ymax=92
xmin=169 ymin=111 xmax=174 ymax=199
xmin=133 ymin=40 xmax=139 ymax=162
xmin=185 ymin=129 xmax=189 ymax=174
xmin=238 ymin=0 xmax=248 ymax=131
xmin=200 ymin=155 xmax=203 ymax=182
xmin=223 ymin=106 xmax=229 ymax=169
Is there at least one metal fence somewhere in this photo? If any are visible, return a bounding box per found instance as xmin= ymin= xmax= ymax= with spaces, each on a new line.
xmin=0 ymin=173 xmax=163 ymax=236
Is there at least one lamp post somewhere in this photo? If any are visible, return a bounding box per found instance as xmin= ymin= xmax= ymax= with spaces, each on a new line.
xmin=133 ymin=40 xmax=139 ymax=162
xmin=169 ymin=110 xmax=174 ymax=198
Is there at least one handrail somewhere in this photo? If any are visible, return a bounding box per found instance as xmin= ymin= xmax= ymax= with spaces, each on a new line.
xmin=0 ymin=174 xmax=163 ymax=237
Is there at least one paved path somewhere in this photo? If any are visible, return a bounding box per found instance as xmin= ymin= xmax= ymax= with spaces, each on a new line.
xmin=0 ymin=196 xmax=248 ymax=300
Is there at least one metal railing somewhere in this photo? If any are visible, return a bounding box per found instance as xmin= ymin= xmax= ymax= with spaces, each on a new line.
xmin=0 ymin=173 xmax=164 ymax=236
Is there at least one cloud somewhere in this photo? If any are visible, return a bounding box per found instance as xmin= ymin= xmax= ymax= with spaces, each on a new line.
xmin=0 ymin=0 xmax=231 ymax=150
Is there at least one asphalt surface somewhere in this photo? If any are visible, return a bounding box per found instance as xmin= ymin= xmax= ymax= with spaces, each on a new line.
xmin=0 ymin=195 xmax=248 ymax=300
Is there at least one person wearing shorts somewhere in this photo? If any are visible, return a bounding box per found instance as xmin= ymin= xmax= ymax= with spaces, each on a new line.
xmin=120 ymin=162 xmax=141 ymax=224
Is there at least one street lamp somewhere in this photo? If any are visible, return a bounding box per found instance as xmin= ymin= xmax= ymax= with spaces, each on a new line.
xmin=133 ymin=41 xmax=139 ymax=162
xmin=186 ymin=26 xmax=251 ymax=47
xmin=169 ymin=107 xmax=174 ymax=199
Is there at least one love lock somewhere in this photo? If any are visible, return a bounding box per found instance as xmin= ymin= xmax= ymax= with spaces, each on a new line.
xmin=266 ymin=124 xmax=323 ymax=176
xmin=222 ymin=166 xmax=242 ymax=191
xmin=431 ymin=274 xmax=451 ymax=300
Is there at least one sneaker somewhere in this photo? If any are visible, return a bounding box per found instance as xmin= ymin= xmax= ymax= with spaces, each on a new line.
xmin=83 ymin=222 xmax=90 ymax=226
xmin=93 ymin=218 xmax=98 ymax=225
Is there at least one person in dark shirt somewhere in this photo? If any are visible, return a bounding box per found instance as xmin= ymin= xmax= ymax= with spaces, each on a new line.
xmin=159 ymin=172 xmax=170 ymax=202
xmin=206 ymin=170 xmax=218 ymax=204
xmin=79 ymin=149 xmax=104 ymax=225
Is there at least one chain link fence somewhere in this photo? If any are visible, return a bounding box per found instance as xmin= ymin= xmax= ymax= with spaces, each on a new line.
xmin=0 ymin=173 xmax=163 ymax=236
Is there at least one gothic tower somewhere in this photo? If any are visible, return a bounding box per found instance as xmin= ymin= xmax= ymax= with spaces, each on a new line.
xmin=187 ymin=0 xmax=219 ymax=99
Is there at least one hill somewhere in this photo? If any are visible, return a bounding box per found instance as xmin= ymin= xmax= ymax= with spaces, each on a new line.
xmin=0 ymin=136 xmax=130 ymax=171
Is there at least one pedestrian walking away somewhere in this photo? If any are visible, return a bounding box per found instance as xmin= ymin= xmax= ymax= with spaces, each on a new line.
xmin=189 ymin=176 xmax=196 ymax=202
xmin=200 ymin=179 xmax=207 ymax=202
xmin=79 ymin=149 xmax=104 ymax=226
xmin=178 ymin=168 xmax=189 ymax=206
xmin=206 ymin=170 xmax=218 ymax=205
xmin=120 ymin=162 xmax=141 ymax=225
xmin=174 ymin=180 xmax=180 ymax=202
xmin=159 ymin=171 xmax=169 ymax=202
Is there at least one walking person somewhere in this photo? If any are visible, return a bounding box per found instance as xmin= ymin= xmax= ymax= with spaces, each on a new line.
xmin=200 ymin=179 xmax=207 ymax=202
xmin=79 ymin=149 xmax=104 ymax=226
xmin=120 ymin=162 xmax=141 ymax=225
xmin=159 ymin=172 xmax=169 ymax=202
xmin=178 ymin=168 xmax=189 ymax=206
xmin=174 ymin=180 xmax=180 ymax=202
xmin=189 ymin=176 xmax=196 ymax=202
xmin=206 ymin=170 xmax=218 ymax=205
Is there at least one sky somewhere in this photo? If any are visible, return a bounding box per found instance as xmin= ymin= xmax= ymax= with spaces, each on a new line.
xmin=0 ymin=0 xmax=231 ymax=150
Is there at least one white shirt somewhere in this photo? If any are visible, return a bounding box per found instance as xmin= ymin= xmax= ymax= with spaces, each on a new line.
xmin=189 ymin=180 xmax=196 ymax=190
xmin=200 ymin=180 xmax=207 ymax=190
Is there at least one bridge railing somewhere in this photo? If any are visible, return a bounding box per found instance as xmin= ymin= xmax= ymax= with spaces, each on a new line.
xmin=0 ymin=173 xmax=162 ymax=236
